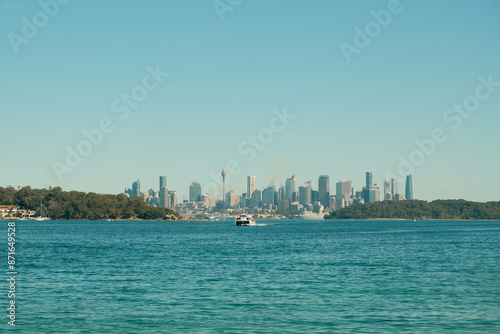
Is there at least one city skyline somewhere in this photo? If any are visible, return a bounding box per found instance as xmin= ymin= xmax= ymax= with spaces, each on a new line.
xmin=3 ymin=166 xmax=496 ymax=204
xmin=1 ymin=1 xmax=499 ymax=202
xmin=123 ymin=171 xmax=412 ymax=206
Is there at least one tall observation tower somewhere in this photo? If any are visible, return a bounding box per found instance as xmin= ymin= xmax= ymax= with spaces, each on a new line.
xmin=221 ymin=169 xmax=227 ymax=210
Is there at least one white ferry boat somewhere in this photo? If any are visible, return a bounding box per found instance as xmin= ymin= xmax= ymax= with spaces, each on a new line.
xmin=235 ymin=214 xmax=256 ymax=226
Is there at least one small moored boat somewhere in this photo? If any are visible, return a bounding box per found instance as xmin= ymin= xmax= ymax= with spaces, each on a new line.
xmin=36 ymin=201 xmax=51 ymax=221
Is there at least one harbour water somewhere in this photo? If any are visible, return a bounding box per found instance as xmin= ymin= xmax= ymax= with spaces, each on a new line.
xmin=2 ymin=219 xmax=500 ymax=333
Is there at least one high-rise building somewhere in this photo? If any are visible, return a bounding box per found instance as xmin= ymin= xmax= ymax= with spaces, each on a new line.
xmin=394 ymin=193 xmax=404 ymax=201
xmin=169 ymin=191 xmax=178 ymax=208
xmin=318 ymin=175 xmax=330 ymax=208
xmin=289 ymin=202 xmax=302 ymax=212
xmin=336 ymin=179 xmax=352 ymax=198
xmin=189 ymin=182 xmax=201 ymax=203
xmin=159 ymin=176 xmax=167 ymax=189
xmin=247 ymin=175 xmax=256 ymax=198
xmin=199 ymin=194 xmax=211 ymax=207
xmin=335 ymin=197 xmax=345 ymax=210
xmin=365 ymin=189 xmax=377 ymax=203
xmin=391 ymin=178 xmax=399 ymax=196
xmin=251 ymin=190 xmax=261 ymax=208
xmin=144 ymin=189 xmax=157 ymax=206
xmin=311 ymin=190 xmax=319 ymax=204
xmin=405 ymin=175 xmax=413 ymax=200
xmin=277 ymin=186 xmax=286 ymax=203
xmin=366 ymin=172 xmax=373 ymax=190
xmin=277 ymin=199 xmax=289 ymax=211
xmin=239 ymin=194 xmax=247 ymax=208
xmin=225 ymin=191 xmax=239 ymax=208
xmin=132 ymin=179 xmax=140 ymax=198
xmin=240 ymin=194 xmax=249 ymax=208
xmin=285 ymin=175 xmax=296 ymax=200
xmin=206 ymin=193 xmax=214 ymax=207
xmin=312 ymin=202 xmax=323 ymax=213
xmin=336 ymin=179 xmax=352 ymax=206
xmin=329 ymin=195 xmax=336 ymax=210
xmin=262 ymin=186 xmax=276 ymax=206
xmin=384 ymin=181 xmax=391 ymax=200
xmin=298 ymin=181 xmax=312 ymax=205
xmin=355 ymin=190 xmax=363 ymax=200
xmin=374 ymin=184 xmax=381 ymax=202
xmin=159 ymin=187 xmax=169 ymax=208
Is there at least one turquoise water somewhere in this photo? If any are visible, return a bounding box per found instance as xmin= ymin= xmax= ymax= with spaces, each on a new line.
xmin=2 ymin=220 xmax=500 ymax=333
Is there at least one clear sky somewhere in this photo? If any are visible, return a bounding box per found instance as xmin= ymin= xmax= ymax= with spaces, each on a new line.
xmin=1 ymin=0 xmax=499 ymax=202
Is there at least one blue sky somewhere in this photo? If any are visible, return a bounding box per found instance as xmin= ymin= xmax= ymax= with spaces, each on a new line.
xmin=1 ymin=0 xmax=499 ymax=202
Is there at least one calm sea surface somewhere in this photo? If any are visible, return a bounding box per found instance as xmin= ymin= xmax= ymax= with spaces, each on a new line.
xmin=2 ymin=219 xmax=500 ymax=333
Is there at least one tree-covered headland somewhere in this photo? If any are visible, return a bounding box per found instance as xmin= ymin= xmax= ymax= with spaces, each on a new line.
xmin=325 ymin=200 xmax=500 ymax=220
xmin=0 ymin=186 xmax=180 ymax=220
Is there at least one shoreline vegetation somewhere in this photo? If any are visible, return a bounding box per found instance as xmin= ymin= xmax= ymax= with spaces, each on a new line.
xmin=325 ymin=200 xmax=500 ymax=220
xmin=0 ymin=186 xmax=180 ymax=221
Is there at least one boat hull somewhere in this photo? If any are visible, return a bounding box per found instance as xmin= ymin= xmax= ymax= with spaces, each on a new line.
xmin=235 ymin=220 xmax=255 ymax=226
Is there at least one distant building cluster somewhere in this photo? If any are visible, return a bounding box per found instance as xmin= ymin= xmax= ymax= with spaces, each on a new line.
xmin=361 ymin=173 xmax=412 ymax=203
xmin=124 ymin=177 xmax=178 ymax=210
xmin=0 ymin=205 xmax=36 ymax=219
xmin=124 ymin=172 xmax=414 ymax=218
xmin=0 ymin=205 xmax=19 ymax=217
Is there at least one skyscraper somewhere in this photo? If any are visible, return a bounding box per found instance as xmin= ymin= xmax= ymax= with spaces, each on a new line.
xmin=205 ymin=193 xmax=214 ymax=207
xmin=329 ymin=196 xmax=336 ymax=210
xmin=335 ymin=197 xmax=345 ymax=210
xmin=298 ymin=181 xmax=312 ymax=205
xmin=285 ymin=175 xmax=296 ymax=200
xmin=365 ymin=189 xmax=377 ymax=203
xmin=318 ymin=175 xmax=330 ymax=208
xmin=405 ymin=175 xmax=413 ymax=200
xmin=374 ymin=184 xmax=381 ymax=202
xmin=132 ymin=179 xmax=140 ymax=198
xmin=277 ymin=186 xmax=286 ymax=203
xmin=262 ymin=186 xmax=276 ymax=206
xmin=169 ymin=191 xmax=178 ymax=209
xmin=189 ymin=182 xmax=201 ymax=203
xmin=159 ymin=176 xmax=167 ymax=189
xmin=251 ymin=190 xmax=261 ymax=208
xmin=366 ymin=172 xmax=373 ymax=190
xmin=336 ymin=179 xmax=352 ymax=205
xmin=159 ymin=186 xmax=169 ymax=208
xmin=247 ymin=175 xmax=256 ymax=198
xmin=391 ymin=178 xmax=399 ymax=196
xmin=278 ymin=198 xmax=289 ymax=211
xmin=311 ymin=190 xmax=319 ymax=204
xmin=384 ymin=181 xmax=391 ymax=200
xmin=199 ymin=194 xmax=211 ymax=207
xmin=225 ymin=191 xmax=239 ymax=208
